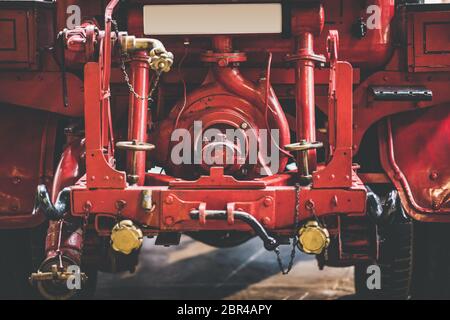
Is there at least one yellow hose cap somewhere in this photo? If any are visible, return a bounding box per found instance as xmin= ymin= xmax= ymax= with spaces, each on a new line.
xmin=297 ymin=220 xmax=330 ymax=255
xmin=111 ymin=220 xmax=143 ymax=255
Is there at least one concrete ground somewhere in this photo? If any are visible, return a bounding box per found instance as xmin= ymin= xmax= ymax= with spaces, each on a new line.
xmin=95 ymin=236 xmax=355 ymax=300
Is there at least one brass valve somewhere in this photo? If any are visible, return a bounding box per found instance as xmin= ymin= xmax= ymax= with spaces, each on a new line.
xmin=111 ymin=220 xmax=143 ymax=255
xmin=149 ymin=48 xmax=174 ymax=73
xmin=29 ymin=263 xmax=87 ymax=300
xmin=30 ymin=264 xmax=87 ymax=283
xmin=119 ymin=34 xmax=174 ymax=73
xmin=297 ymin=220 xmax=330 ymax=255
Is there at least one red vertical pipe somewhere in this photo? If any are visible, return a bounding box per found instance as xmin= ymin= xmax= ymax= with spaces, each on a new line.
xmin=212 ymin=36 xmax=233 ymax=53
xmin=295 ymin=32 xmax=317 ymax=172
xmin=127 ymin=51 xmax=150 ymax=185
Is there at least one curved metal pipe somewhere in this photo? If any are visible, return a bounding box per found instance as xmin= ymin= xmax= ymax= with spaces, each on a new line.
xmin=211 ymin=36 xmax=289 ymax=158
xmin=212 ymin=66 xmax=290 ymax=172
xmin=119 ymin=35 xmax=168 ymax=54
xmin=190 ymin=209 xmax=278 ymax=251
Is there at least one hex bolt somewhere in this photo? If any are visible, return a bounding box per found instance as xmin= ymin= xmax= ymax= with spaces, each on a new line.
xmin=165 ymin=195 xmax=174 ymax=204
xmin=164 ymin=216 xmax=174 ymax=226
xmin=263 ymin=197 xmax=273 ymax=207
xmin=262 ymin=217 xmax=271 ymax=226
xmin=430 ymin=171 xmax=439 ymax=180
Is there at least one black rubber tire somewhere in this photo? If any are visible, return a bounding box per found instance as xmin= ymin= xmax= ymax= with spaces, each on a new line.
xmin=77 ymin=266 xmax=98 ymax=300
xmin=354 ymin=220 xmax=414 ymax=299
xmin=0 ymin=225 xmax=46 ymax=299
xmin=410 ymin=222 xmax=450 ymax=300
xmin=35 ymin=258 xmax=98 ymax=300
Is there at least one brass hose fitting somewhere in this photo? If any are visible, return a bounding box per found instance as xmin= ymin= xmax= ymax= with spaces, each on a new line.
xmin=119 ymin=34 xmax=174 ymax=73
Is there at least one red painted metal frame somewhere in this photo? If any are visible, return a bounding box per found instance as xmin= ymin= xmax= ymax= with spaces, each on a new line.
xmin=2 ymin=0 xmax=448 ymax=233
xmin=70 ymin=1 xmax=366 ymax=236
xmin=76 ymin=62 xmax=366 ymax=234
xmin=71 ymin=167 xmax=366 ymax=235
xmin=313 ymin=57 xmax=353 ymax=187
xmin=84 ymin=62 xmax=126 ymax=189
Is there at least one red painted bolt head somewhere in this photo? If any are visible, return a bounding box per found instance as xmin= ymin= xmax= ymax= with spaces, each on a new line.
xmin=83 ymin=201 xmax=93 ymax=212
xmin=165 ymin=195 xmax=174 ymax=204
xmin=218 ymin=58 xmax=228 ymax=67
xmin=305 ymin=199 xmax=315 ymax=210
xmin=430 ymin=171 xmax=439 ymax=180
xmin=12 ymin=176 xmax=21 ymax=184
xmin=165 ymin=216 xmax=174 ymax=226
xmin=263 ymin=197 xmax=273 ymax=207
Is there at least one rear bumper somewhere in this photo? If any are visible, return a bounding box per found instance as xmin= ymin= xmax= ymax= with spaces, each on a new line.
xmin=70 ymin=173 xmax=367 ymax=236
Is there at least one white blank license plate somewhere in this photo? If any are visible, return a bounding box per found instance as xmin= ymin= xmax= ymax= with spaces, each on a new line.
xmin=143 ymin=3 xmax=283 ymax=36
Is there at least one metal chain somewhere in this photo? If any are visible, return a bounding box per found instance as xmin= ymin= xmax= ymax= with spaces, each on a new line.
xmin=56 ymin=219 xmax=65 ymax=269
xmin=82 ymin=208 xmax=90 ymax=235
xmin=119 ymin=54 xmax=161 ymax=102
xmin=309 ymin=203 xmax=329 ymax=261
xmin=111 ymin=20 xmax=161 ymax=103
xmin=274 ymin=183 xmax=301 ymax=275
